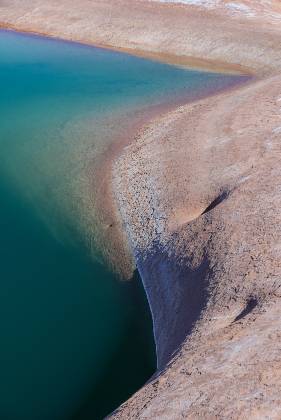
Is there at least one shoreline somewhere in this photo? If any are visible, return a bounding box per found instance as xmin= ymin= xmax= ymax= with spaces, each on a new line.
xmin=0 ymin=26 xmax=251 ymax=281
xmin=1 ymin=1 xmax=281 ymax=418
xmin=1 ymin=0 xmax=281 ymax=77
xmin=94 ymin=72 xmax=251 ymax=279
xmin=0 ymin=25 xmax=253 ymax=76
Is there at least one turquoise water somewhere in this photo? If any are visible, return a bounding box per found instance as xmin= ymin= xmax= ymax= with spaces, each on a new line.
xmin=0 ymin=30 xmax=243 ymax=419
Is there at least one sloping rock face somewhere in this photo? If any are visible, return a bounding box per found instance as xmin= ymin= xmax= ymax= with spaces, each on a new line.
xmin=110 ymin=3 xmax=281 ymax=417
xmin=113 ymin=74 xmax=281 ymax=417
xmin=1 ymin=0 xmax=281 ymax=418
xmin=112 ymin=301 xmax=281 ymax=418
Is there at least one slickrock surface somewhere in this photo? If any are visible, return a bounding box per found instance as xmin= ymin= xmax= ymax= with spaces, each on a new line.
xmin=113 ymin=74 xmax=281 ymax=417
xmin=1 ymin=0 xmax=281 ymax=418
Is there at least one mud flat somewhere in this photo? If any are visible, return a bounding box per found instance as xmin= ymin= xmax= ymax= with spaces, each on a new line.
xmin=2 ymin=1 xmax=281 ymax=418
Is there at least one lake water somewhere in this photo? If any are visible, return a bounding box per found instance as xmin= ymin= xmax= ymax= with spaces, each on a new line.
xmin=0 ymin=29 xmax=244 ymax=419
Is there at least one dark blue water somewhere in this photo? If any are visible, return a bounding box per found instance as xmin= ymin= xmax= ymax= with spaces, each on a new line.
xmin=0 ymin=29 xmax=242 ymax=419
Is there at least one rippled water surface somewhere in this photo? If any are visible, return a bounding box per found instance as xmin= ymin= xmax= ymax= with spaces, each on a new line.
xmin=0 ymin=30 xmax=242 ymax=419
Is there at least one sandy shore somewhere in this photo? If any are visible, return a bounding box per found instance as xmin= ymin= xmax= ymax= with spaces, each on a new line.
xmin=1 ymin=0 xmax=281 ymax=418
